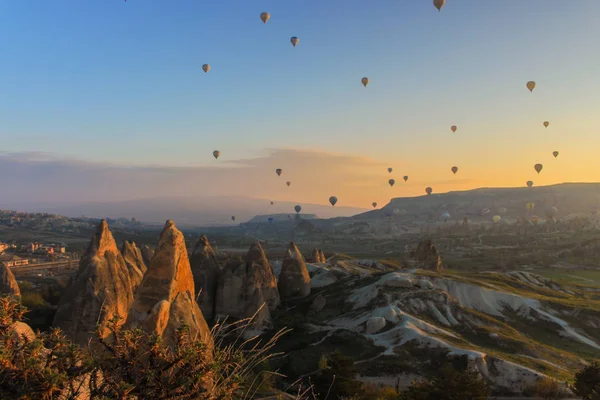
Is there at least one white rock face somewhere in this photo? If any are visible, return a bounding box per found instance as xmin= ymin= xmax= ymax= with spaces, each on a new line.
xmin=385 ymin=274 xmax=414 ymax=288
xmin=373 ymin=305 xmax=401 ymax=324
xmin=310 ymin=271 xmax=338 ymax=288
xmin=366 ymin=317 xmax=387 ymax=334
xmin=417 ymin=279 xmax=434 ymax=289
xmin=310 ymin=294 xmax=327 ymax=313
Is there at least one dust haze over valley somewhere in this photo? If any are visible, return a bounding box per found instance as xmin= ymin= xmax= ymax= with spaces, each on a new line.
xmin=2 ymin=1 xmax=600 ymax=399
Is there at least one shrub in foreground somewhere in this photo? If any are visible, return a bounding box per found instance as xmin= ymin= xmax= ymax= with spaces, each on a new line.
xmin=0 ymin=295 xmax=307 ymax=400
xmin=399 ymin=363 xmax=489 ymax=400
xmin=573 ymin=361 xmax=600 ymax=400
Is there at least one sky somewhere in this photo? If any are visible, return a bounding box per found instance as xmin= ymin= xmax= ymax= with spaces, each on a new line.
xmin=1 ymin=0 xmax=599 ymax=209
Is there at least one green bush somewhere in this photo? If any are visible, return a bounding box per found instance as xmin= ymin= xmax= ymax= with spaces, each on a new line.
xmin=0 ymin=295 xmax=311 ymax=400
xmin=399 ymin=363 xmax=489 ymax=400
xmin=573 ymin=362 xmax=600 ymax=400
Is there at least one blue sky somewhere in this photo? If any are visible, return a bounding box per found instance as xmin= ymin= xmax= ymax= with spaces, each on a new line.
xmin=0 ymin=1 xmax=599 ymax=207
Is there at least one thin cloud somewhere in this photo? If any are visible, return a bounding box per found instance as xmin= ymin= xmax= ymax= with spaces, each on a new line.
xmin=0 ymin=149 xmax=388 ymax=206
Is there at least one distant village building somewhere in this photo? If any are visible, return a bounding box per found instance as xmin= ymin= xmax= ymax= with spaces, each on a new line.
xmin=0 ymin=242 xmax=8 ymax=254
xmin=25 ymin=242 xmax=42 ymax=253
xmin=0 ymin=255 xmax=30 ymax=268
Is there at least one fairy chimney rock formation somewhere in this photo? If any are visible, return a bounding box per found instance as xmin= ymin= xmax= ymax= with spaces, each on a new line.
xmin=120 ymin=241 xmax=147 ymax=292
xmin=190 ymin=235 xmax=221 ymax=321
xmin=214 ymin=242 xmax=280 ymax=324
xmin=278 ymin=242 xmax=311 ymax=300
xmin=410 ymin=239 xmax=443 ymax=272
xmin=126 ymin=220 xmax=213 ymax=348
xmin=0 ymin=263 xmax=20 ymax=298
xmin=52 ymin=220 xmax=136 ymax=345
xmin=244 ymin=242 xmax=280 ymax=309
xmin=310 ymin=248 xmax=326 ymax=263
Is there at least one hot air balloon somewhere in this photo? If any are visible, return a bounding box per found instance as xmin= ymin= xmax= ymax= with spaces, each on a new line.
xmin=553 ymin=151 xmax=559 ymax=158
xmin=493 ymin=215 xmax=501 ymax=223
xmin=294 ymin=205 xmax=302 ymax=213
xmin=202 ymin=64 xmax=210 ymax=73
xmin=534 ymin=163 xmax=543 ymax=174
xmin=270 ymin=201 xmax=274 ymax=205
xmin=213 ymin=150 xmax=220 ymax=159
xmin=329 ymin=196 xmax=338 ymax=206
xmin=403 ymin=176 xmax=408 ymax=182
xmin=543 ymin=121 xmax=549 ymax=128
xmin=290 ymin=37 xmax=299 ymax=47
xmin=268 ymin=217 xmax=274 ymax=223
xmin=526 ymin=202 xmax=535 ymax=212
xmin=451 ymin=166 xmax=458 ymax=175
xmin=526 ymin=81 xmax=536 ymax=92
xmin=286 ymin=181 xmax=291 ymax=187
xmin=388 ymin=167 xmax=392 ymax=173
xmin=433 ymin=0 xmax=445 ymax=11
xmin=361 ymin=77 xmax=369 ymax=87
xmin=426 ymin=187 xmax=433 ymax=195
xmin=441 ymin=211 xmax=450 ymax=221
xmin=388 ymin=179 xmax=395 ymax=187
xmin=372 ymin=202 xmax=377 ymax=208
xmin=260 ymin=12 xmax=270 ymax=23
xmin=451 ymin=125 xmax=457 ymax=133
xmin=276 ymin=168 xmax=282 ymax=176
xmin=527 ymin=180 xmax=534 ymax=188
xmin=231 ymin=216 xmax=236 ymax=221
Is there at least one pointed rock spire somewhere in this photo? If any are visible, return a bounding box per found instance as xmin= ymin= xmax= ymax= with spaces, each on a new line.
xmin=214 ymin=241 xmax=279 ymax=324
xmin=126 ymin=220 xmax=213 ymax=348
xmin=120 ymin=241 xmax=147 ymax=292
xmin=278 ymin=241 xmax=311 ymax=300
xmin=53 ymin=220 xmax=135 ymax=345
xmin=244 ymin=242 xmax=280 ymax=309
xmin=310 ymin=248 xmax=326 ymax=263
xmin=411 ymin=239 xmax=443 ymax=272
xmin=190 ymin=235 xmax=221 ymax=321
xmin=0 ymin=263 xmax=21 ymax=298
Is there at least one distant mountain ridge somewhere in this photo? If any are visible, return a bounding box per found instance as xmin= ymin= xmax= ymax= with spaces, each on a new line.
xmin=351 ymin=182 xmax=600 ymax=222
xmin=3 ymin=183 xmax=599 ymax=228
xmin=3 ymin=196 xmax=368 ymax=227
xmin=247 ymin=214 xmax=317 ymax=224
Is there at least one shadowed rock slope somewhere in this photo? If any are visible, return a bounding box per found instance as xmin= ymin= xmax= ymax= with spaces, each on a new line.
xmin=190 ymin=235 xmax=221 ymax=321
xmin=126 ymin=220 xmax=213 ymax=348
xmin=0 ymin=263 xmax=20 ymax=298
xmin=120 ymin=241 xmax=147 ymax=293
xmin=140 ymin=245 xmax=154 ymax=266
xmin=214 ymin=242 xmax=279 ymax=327
xmin=279 ymin=242 xmax=311 ymax=300
xmin=53 ymin=220 xmax=136 ymax=345
xmin=410 ymin=239 xmax=443 ymax=272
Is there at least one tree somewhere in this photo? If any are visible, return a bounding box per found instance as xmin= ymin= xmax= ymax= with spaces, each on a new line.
xmin=573 ymin=362 xmax=600 ymax=400
xmin=400 ymin=363 xmax=489 ymax=400
xmin=312 ymin=351 xmax=365 ymax=399
xmin=533 ymin=377 xmax=568 ymax=400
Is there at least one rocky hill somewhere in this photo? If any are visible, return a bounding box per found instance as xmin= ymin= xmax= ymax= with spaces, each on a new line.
xmin=52 ymin=220 xmax=138 ymax=345
xmin=8 ymin=217 xmax=599 ymax=397
xmin=262 ymin=240 xmax=600 ymax=395
xmin=126 ymin=220 xmax=212 ymax=347
xmin=0 ymin=263 xmax=20 ymax=298
xmin=355 ymin=182 xmax=600 ymax=223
